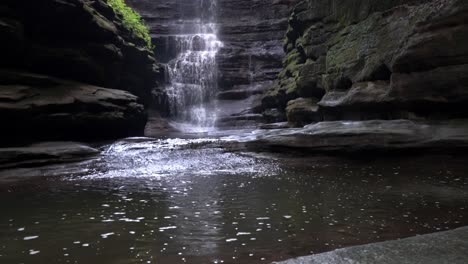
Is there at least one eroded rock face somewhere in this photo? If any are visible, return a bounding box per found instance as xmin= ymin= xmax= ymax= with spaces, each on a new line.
xmin=0 ymin=0 xmax=160 ymax=104
xmin=263 ymin=0 xmax=468 ymax=125
xmin=215 ymin=0 xmax=298 ymax=125
xmin=0 ymin=0 xmax=161 ymax=143
xmin=0 ymin=71 xmax=147 ymax=145
xmin=216 ymin=0 xmax=298 ymax=89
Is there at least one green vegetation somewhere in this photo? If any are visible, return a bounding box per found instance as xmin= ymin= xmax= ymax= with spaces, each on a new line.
xmin=107 ymin=0 xmax=152 ymax=48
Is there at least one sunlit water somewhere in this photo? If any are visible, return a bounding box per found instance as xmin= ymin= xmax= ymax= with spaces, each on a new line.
xmin=0 ymin=137 xmax=468 ymax=263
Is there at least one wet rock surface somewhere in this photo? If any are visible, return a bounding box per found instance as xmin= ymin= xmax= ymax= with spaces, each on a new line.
xmin=0 ymin=142 xmax=99 ymax=169
xmin=274 ymin=226 xmax=468 ymax=264
xmin=249 ymin=119 xmax=468 ymax=153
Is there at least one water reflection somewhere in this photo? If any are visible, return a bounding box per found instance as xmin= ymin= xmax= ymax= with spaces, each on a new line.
xmin=0 ymin=138 xmax=467 ymax=263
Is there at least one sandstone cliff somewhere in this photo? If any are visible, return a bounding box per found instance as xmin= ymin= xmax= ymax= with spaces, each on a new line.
xmin=263 ymin=0 xmax=468 ymax=126
xmin=0 ymin=0 xmax=160 ymax=144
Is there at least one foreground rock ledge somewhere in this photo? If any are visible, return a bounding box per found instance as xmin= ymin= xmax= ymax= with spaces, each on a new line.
xmin=0 ymin=71 xmax=147 ymax=144
xmin=0 ymin=142 xmax=99 ymax=169
xmin=250 ymin=119 xmax=468 ymax=153
xmin=274 ymin=226 xmax=468 ymax=264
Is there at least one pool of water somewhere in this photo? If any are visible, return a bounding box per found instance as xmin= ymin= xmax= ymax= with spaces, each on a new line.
xmin=0 ymin=137 xmax=467 ymax=263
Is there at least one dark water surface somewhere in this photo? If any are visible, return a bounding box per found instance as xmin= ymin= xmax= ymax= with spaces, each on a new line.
xmin=0 ymin=137 xmax=468 ymax=264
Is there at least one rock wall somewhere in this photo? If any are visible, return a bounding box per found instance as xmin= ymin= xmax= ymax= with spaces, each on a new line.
xmin=0 ymin=0 xmax=160 ymax=144
xmin=215 ymin=0 xmax=298 ymax=127
xmin=125 ymin=0 xmax=204 ymax=62
xmin=263 ymin=0 xmax=468 ymax=126
xmin=217 ymin=0 xmax=297 ymax=89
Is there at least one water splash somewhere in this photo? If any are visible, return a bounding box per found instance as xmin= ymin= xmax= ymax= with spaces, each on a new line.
xmin=165 ymin=0 xmax=223 ymax=133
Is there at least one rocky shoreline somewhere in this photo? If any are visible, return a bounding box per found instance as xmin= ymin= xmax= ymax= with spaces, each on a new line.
xmin=274 ymin=226 xmax=468 ymax=264
xmin=248 ymin=119 xmax=468 ymax=154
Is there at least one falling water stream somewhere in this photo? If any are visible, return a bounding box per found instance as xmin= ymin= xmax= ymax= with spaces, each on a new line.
xmin=165 ymin=0 xmax=223 ymax=132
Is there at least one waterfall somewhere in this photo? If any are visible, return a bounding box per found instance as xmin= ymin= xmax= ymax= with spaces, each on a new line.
xmin=165 ymin=0 xmax=223 ymax=133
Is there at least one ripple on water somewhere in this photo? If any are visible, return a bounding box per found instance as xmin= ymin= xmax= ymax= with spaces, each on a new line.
xmin=68 ymin=138 xmax=281 ymax=181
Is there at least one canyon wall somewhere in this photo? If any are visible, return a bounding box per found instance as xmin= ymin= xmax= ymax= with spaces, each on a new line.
xmin=127 ymin=0 xmax=296 ymax=86
xmin=262 ymin=0 xmax=468 ymax=126
xmin=127 ymin=0 xmax=297 ymax=127
xmin=217 ymin=0 xmax=297 ymax=88
xmin=0 ymin=0 xmax=160 ymax=144
xmin=216 ymin=0 xmax=298 ymax=127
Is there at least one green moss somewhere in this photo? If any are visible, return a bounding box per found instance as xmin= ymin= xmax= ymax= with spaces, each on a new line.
xmin=285 ymin=80 xmax=298 ymax=96
xmin=281 ymin=49 xmax=305 ymax=78
xmin=107 ymin=0 xmax=152 ymax=48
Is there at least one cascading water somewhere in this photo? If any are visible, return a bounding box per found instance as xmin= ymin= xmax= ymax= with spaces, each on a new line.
xmin=165 ymin=0 xmax=223 ymax=132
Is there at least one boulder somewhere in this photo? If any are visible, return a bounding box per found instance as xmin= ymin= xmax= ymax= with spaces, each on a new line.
xmin=286 ymin=97 xmax=321 ymax=127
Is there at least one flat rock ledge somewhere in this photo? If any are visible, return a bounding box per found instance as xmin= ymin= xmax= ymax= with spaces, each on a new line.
xmin=0 ymin=142 xmax=99 ymax=169
xmin=274 ymin=226 xmax=468 ymax=264
xmin=0 ymin=71 xmax=147 ymax=144
xmin=249 ymin=119 xmax=468 ymax=153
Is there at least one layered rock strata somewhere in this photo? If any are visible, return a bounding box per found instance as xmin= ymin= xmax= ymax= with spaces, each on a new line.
xmin=0 ymin=0 xmax=160 ymax=144
xmin=263 ymin=0 xmax=468 ymax=127
xmin=0 ymin=71 xmax=147 ymax=145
